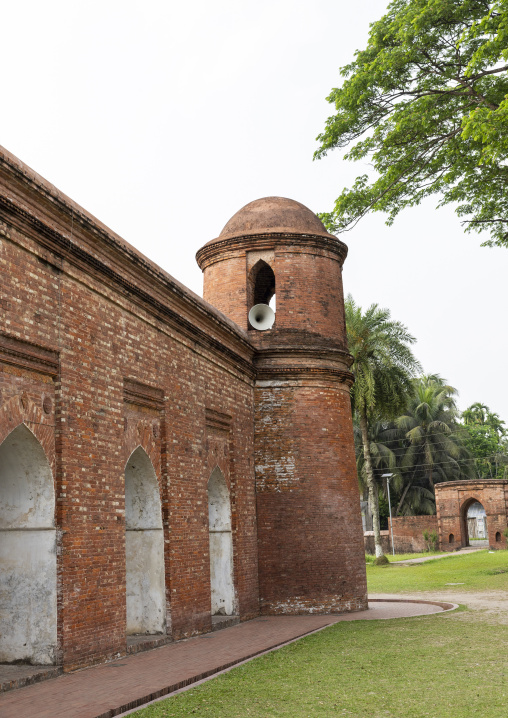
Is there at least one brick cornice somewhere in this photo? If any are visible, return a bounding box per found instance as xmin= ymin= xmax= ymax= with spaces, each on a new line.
xmin=253 ymin=344 xmax=353 ymax=365
xmin=435 ymin=479 xmax=508 ymax=491
xmin=255 ymin=365 xmax=354 ymax=386
xmin=196 ymin=232 xmax=348 ymax=269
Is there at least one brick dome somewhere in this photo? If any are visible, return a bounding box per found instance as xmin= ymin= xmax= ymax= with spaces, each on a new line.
xmin=215 ymin=197 xmax=336 ymax=242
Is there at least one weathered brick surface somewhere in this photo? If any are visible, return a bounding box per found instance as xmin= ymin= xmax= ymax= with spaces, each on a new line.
xmin=254 ymin=380 xmax=367 ymax=613
xmin=0 ymin=158 xmax=366 ymax=673
xmin=389 ymin=516 xmax=439 ymax=553
xmin=435 ymin=480 xmax=508 ymax=550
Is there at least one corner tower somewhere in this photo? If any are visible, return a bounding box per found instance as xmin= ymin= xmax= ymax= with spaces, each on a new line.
xmin=196 ymin=197 xmax=367 ymax=614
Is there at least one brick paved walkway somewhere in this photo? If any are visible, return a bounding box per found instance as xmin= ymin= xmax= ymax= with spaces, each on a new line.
xmin=0 ymin=600 xmax=454 ymax=718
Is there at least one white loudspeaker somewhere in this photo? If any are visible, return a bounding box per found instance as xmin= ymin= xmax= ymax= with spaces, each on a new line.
xmin=248 ymin=303 xmax=275 ymax=331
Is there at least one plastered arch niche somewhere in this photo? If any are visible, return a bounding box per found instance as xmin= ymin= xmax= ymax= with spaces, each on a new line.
xmin=208 ymin=467 xmax=236 ymax=616
xmin=125 ymin=447 xmax=166 ymax=635
xmin=0 ymin=424 xmax=57 ymax=664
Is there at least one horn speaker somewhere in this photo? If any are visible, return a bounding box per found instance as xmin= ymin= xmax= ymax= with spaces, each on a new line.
xmin=248 ymin=303 xmax=275 ymax=331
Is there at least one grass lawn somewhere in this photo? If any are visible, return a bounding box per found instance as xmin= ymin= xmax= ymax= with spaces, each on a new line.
xmin=132 ymin=551 xmax=508 ymax=718
xmin=367 ymin=548 xmax=508 ymax=593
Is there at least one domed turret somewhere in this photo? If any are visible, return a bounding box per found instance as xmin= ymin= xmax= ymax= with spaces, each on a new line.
xmin=196 ymin=196 xmax=348 ymax=337
xmin=196 ymin=197 xmax=367 ymax=616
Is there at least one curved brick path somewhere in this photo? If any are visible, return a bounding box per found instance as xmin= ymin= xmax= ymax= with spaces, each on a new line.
xmin=0 ymin=599 xmax=455 ymax=718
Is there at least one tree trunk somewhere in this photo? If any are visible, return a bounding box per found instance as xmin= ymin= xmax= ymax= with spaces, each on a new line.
xmin=396 ymin=467 xmax=417 ymax=516
xmin=395 ymin=481 xmax=411 ymax=517
xmin=359 ymin=411 xmax=384 ymax=558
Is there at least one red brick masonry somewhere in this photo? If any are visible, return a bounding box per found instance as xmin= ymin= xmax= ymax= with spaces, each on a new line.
xmin=0 ymin=153 xmax=367 ymax=672
xmin=435 ymin=479 xmax=508 ymax=550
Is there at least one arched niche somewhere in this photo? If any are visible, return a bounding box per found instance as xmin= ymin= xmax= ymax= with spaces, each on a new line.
xmin=125 ymin=446 xmax=166 ymax=635
xmin=208 ymin=467 xmax=235 ymax=616
xmin=249 ymin=260 xmax=276 ymax=308
xmin=0 ymin=424 xmax=57 ymax=664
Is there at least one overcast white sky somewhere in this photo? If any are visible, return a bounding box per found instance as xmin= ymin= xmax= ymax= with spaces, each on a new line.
xmin=2 ymin=0 xmax=506 ymax=420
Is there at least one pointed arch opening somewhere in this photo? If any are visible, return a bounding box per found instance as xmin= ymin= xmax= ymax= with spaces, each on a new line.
xmin=0 ymin=424 xmax=57 ymax=664
xmin=249 ymin=260 xmax=276 ymax=325
xmin=125 ymin=446 xmax=166 ymax=635
xmin=461 ymin=498 xmax=488 ymax=547
xmin=208 ymin=467 xmax=235 ymax=616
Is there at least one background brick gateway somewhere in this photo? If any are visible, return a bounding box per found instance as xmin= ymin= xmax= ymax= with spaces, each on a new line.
xmin=435 ymin=479 xmax=508 ymax=551
xmin=0 ymin=147 xmax=367 ymax=672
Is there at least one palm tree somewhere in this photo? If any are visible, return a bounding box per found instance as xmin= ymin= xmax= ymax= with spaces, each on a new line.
xmin=396 ymin=376 xmax=473 ymax=495
xmin=354 ymin=419 xmax=400 ymax=520
xmin=463 ymin=402 xmax=506 ymax=437
xmin=461 ymin=402 xmax=508 ymax=478
xmin=462 ymin=402 xmax=490 ymax=426
xmin=346 ymin=296 xmax=422 ymax=559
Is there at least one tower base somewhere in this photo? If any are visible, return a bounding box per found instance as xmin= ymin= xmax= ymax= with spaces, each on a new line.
xmin=260 ymin=594 xmax=368 ymax=615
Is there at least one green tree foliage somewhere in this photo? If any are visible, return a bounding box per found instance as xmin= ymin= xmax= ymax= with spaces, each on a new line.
xmin=355 ymin=376 xmax=473 ymax=520
xmin=354 ymin=417 xmax=435 ymax=519
xmin=395 ymin=375 xmax=473 ymax=492
xmin=314 ymin=0 xmax=508 ymax=247
xmin=346 ymin=296 xmax=421 ymax=556
xmin=461 ymin=402 xmax=508 ymax=477
xmin=462 ymin=401 xmax=507 ymax=435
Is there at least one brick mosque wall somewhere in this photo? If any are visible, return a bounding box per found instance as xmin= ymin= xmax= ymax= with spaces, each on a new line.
xmin=0 ymin=147 xmax=258 ymax=670
xmin=0 ymin=150 xmax=368 ymax=672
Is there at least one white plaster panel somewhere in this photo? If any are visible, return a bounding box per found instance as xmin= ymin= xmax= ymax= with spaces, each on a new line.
xmin=209 ymin=531 xmax=235 ymax=615
xmin=208 ymin=467 xmax=232 ymax=531
xmin=0 ymin=425 xmax=55 ymax=529
xmin=125 ymin=447 xmax=163 ymax=530
xmin=208 ymin=467 xmax=235 ymax=615
xmin=125 ymin=529 xmax=165 ymax=634
xmin=0 ymin=529 xmax=57 ymax=664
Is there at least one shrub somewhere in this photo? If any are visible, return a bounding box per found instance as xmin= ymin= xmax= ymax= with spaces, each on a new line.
xmin=423 ymin=529 xmax=439 ymax=552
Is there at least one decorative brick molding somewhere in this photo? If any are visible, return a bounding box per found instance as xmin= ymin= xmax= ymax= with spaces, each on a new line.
xmin=123 ymin=378 xmax=164 ymax=410
xmin=0 ymin=333 xmax=58 ymax=378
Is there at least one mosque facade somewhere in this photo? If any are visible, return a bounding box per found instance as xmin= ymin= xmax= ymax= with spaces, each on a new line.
xmin=0 ymin=146 xmax=367 ymax=671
